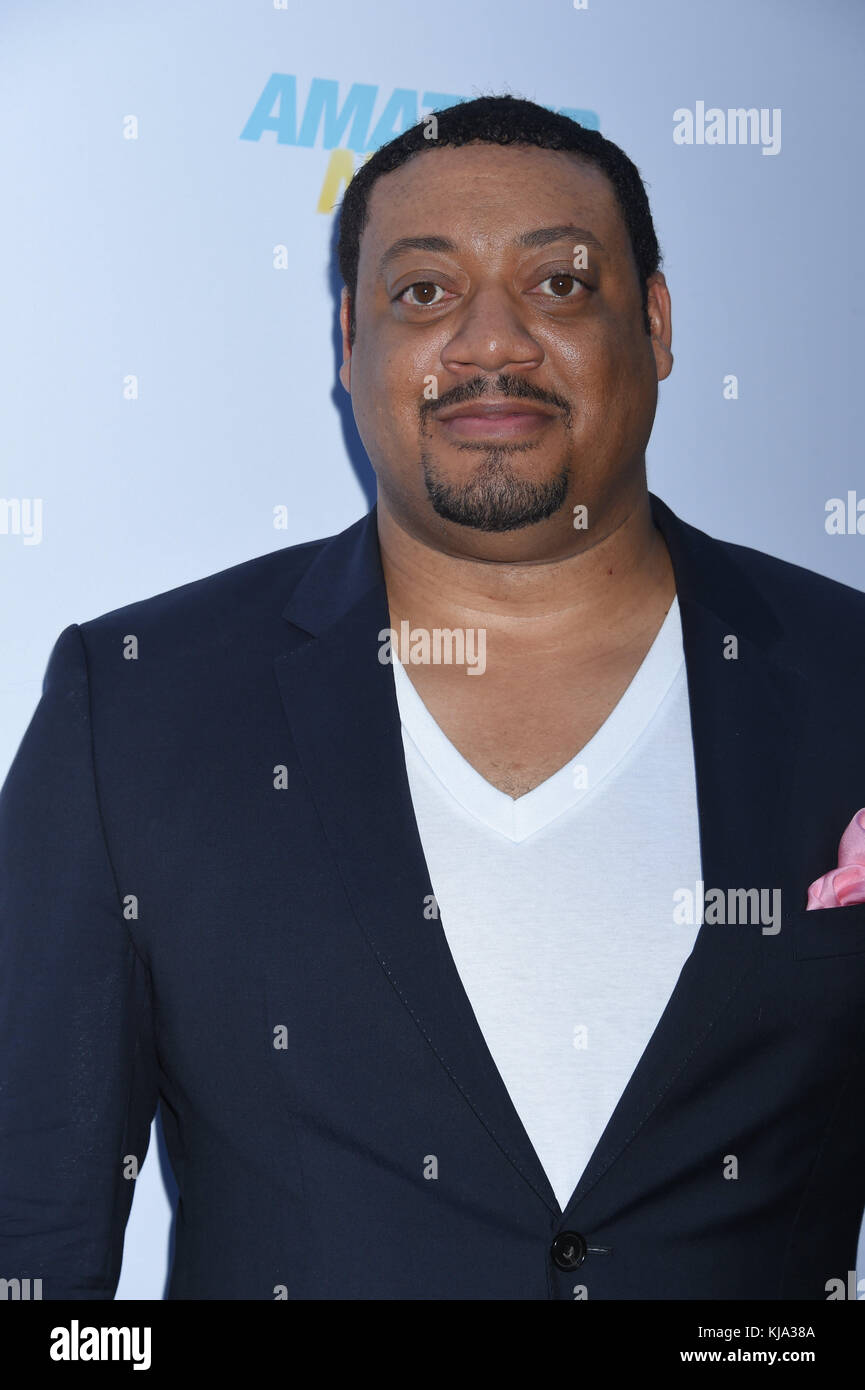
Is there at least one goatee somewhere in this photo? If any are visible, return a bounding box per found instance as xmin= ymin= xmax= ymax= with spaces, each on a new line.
xmin=421 ymin=449 xmax=570 ymax=532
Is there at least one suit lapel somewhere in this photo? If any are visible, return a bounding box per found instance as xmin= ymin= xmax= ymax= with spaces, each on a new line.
xmin=273 ymin=497 xmax=809 ymax=1222
xmin=559 ymin=497 xmax=809 ymax=1217
xmin=275 ymin=517 xmax=561 ymax=1213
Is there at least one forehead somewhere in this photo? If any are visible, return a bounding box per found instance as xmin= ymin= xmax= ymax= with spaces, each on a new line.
xmin=359 ymin=143 xmax=631 ymax=274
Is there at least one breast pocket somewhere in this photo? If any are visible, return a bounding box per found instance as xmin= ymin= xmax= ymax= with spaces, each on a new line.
xmin=791 ymin=900 xmax=865 ymax=961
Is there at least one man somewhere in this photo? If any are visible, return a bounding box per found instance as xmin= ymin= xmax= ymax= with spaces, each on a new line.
xmin=1 ymin=95 xmax=864 ymax=1301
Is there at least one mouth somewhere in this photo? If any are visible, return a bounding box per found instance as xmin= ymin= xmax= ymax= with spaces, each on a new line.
xmin=434 ymin=399 xmax=558 ymax=441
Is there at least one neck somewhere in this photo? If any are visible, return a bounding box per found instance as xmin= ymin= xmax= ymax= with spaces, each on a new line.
xmin=377 ymin=489 xmax=676 ymax=647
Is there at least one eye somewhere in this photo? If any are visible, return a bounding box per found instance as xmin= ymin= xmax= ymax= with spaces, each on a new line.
xmin=536 ymin=272 xmax=585 ymax=299
xmin=398 ymin=281 xmax=447 ymax=307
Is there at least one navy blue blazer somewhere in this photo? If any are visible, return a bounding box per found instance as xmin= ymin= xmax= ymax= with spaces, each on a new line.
xmin=1 ymin=493 xmax=865 ymax=1300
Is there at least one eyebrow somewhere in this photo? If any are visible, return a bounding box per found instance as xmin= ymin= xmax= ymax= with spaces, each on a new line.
xmin=378 ymin=236 xmax=457 ymax=275
xmin=378 ymin=225 xmax=605 ymax=276
xmin=517 ymin=224 xmax=605 ymax=251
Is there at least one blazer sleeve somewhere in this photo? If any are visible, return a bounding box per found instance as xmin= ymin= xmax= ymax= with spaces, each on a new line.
xmin=0 ymin=624 xmax=159 ymax=1299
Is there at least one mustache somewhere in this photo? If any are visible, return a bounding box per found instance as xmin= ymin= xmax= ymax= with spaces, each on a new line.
xmin=420 ymin=374 xmax=573 ymax=427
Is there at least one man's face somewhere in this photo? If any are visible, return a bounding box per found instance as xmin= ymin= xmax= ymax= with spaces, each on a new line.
xmin=339 ymin=142 xmax=672 ymax=558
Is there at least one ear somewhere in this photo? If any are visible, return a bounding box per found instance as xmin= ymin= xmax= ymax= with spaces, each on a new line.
xmin=646 ymin=272 xmax=673 ymax=382
xmin=338 ymin=288 xmax=352 ymax=393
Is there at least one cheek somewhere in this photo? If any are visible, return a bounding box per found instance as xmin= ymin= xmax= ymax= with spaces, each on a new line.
xmin=369 ymin=349 xmax=433 ymax=426
xmin=351 ymin=350 xmax=423 ymax=451
xmin=570 ymin=324 xmax=655 ymax=420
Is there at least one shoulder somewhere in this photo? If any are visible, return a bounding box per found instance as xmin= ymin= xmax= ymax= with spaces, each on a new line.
xmin=705 ymin=530 xmax=865 ymax=685
xmin=718 ymin=533 xmax=865 ymax=622
xmin=653 ymin=494 xmax=865 ymax=682
xmin=76 ymin=532 xmax=336 ymax=657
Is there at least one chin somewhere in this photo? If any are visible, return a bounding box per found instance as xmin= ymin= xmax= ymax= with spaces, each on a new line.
xmin=421 ymin=451 xmax=572 ymax=534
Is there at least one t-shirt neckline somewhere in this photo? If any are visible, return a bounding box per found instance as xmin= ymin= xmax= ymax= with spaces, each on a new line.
xmin=391 ymin=596 xmax=686 ymax=843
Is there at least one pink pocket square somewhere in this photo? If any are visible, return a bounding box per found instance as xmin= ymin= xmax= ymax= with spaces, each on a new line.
xmin=806 ymin=808 xmax=865 ymax=908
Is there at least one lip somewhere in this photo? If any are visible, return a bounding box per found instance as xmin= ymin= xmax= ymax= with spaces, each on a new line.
xmin=435 ymin=399 xmax=557 ymax=440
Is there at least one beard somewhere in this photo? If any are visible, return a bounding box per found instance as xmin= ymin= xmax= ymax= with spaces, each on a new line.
xmin=421 ymin=445 xmax=570 ymax=533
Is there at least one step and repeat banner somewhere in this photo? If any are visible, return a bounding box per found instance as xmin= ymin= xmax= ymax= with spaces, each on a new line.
xmin=1 ymin=0 xmax=862 ymax=1300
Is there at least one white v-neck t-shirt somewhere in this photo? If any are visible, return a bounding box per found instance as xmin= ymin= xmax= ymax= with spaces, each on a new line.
xmin=391 ymin=595 xmax=703 ymax=1212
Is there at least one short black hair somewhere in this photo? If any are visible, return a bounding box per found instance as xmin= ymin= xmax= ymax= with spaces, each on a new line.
xmin=336 ymin=93 xmax=662 ymax=345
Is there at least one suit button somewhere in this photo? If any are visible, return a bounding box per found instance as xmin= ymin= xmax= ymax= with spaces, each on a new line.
xmin=551 ymin=1231 xmax=587 ymax=1270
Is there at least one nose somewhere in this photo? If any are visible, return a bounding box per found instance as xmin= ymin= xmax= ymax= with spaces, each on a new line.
xmin=439 ymin=283 xmax=544 ymax=377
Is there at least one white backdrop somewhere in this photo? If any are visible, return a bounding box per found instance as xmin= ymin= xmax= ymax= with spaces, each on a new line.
xmin=1 ymin=0 xmax=862 ymax=1299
